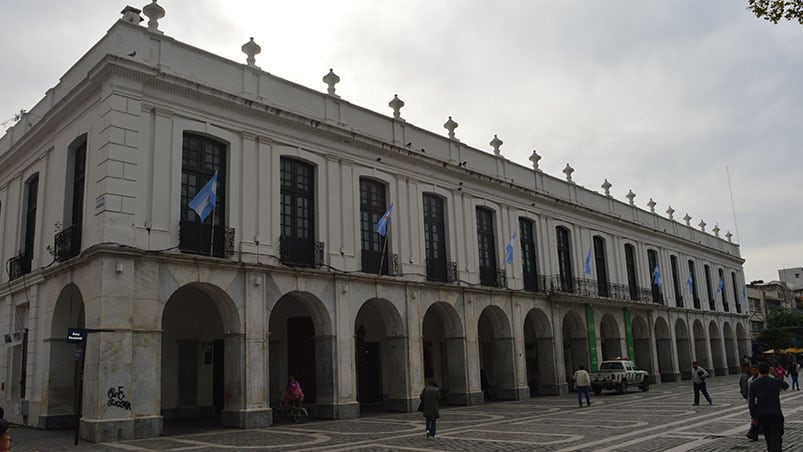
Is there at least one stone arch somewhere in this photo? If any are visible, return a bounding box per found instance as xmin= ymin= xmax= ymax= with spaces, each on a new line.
xmin=354 ymin=298 xmax=407 ymax=412
xmin=161 ymin=283 xmax=243 ymax=425
xmin=631 ymin=315 xmax=652 ymax=376
xmin=708 ymin=321 xmax=726 ymax=376
xmin=477 ymin=305 xmax=516 ymax=401
xmin=654 ymin=317 xmax=675 ymax=381
xmin=599 ymin=313 xmax=623 ymax=360
xmin=422 ymin=302 xmax=468 ymax=405
xmin=693 ymin=319 xmax=709 ymax=369
xmin=268 ymin=291 xmax=334 ymax=413
xmin=675 ymin=318 xmax=692 ymax=380
xmin=562 ymin=310 xmax=589 ymax=389
xmin=723 ymin=322 xmax=739 ymax=374
xmin=524 ymin=308 xmax=557 ymax=395
xmin=45 ymin=283 xmax=86 ymax=427
xmin=736 ymin=322 xmax=751 ymax=361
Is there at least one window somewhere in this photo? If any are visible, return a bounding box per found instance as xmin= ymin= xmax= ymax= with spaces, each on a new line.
xmin=360 ymin=178 xmax=389 ymax=274
xmin=280 ymin=157 xmax=318 ymax=267
xmin=179 ymin=133 xmax=228 ymax=257
xmin=519 ymin=218 xmax=539 ymax=291
xmin=718 ymin=268 xmax=728 ymax=312
xmin=688 ymin=260 xmax=700 ymax=309
xmin=556 ymin=226 xmax=573 ymax=292
xmin=625 ymin=244 xmax=638 ymax=301
xmin=704 ymin=264 xmax=715 ymax=310
xmin=648 ymin=249 xmax=662 ymax=304
xmin=476 ymin=207 xmax=497 ymax=287
xmin=731 ymin=272 xmax=742 ymax=313
xmin=55 ymin=138 xmax=86 ymax=261
xmin=593 ymin=236 xmax=609 ymax=297
xmin=749 ymin=297 xmax=761 ymax=312
xmin=423 ymin=194 xmax=449 ymax=282
xmin=671 ymin=255 xmax=682 ymax=307
xmin=20 ymin=174 xmax=39 ymax=275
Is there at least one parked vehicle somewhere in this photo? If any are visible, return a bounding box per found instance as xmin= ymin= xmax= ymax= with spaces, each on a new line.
xmin=590 ymin=359 xmax=650 ymax=395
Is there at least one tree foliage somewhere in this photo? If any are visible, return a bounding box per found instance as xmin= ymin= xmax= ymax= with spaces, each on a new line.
xmin=748 ymin=0 xmax=803 ymax=24
xmin=758 ymin=308 xmax=803 ymax=349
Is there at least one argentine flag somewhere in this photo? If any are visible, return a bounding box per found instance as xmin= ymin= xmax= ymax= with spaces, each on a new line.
xmin=652 ymin=265 xmax=662 ymax=289
xmin=375 ymin=203 xmax=394 ymax=237
xmin=504 ymin=232 xmax=517 ymax=264
xmin=188 ymin=171 xmax=218 ymax=222
xmin=584 ymin=247 xmax=592 ymax=275
xmin=687 ymin=272 xmax=694 ymax=294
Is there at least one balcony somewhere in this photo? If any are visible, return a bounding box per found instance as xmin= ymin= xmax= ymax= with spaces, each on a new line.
xmin=426 ymin=258 xmax=457 ymax=283
xmin=54 ymin=225 xmax=82 ymax=262
xmin=479 ymin=265 xmax=506 ymax=288
xmin=361 ymin=249 xmax=399 ymax=276
xmin=546 ymin=276 xmax=656 ymax=304
xmin=6 ymin=251 xmax=32 ymax=280
xmin=178 ymin=220 xmax=235 ymax=258
xmin=523 ymin=271 xmax=542 ymax=292
xmin=279 ymin=236 xmax=324 ymax=268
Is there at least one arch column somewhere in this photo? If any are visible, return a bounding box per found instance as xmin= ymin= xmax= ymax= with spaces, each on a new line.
xmin=384 ymin=336 xmax=410 ymax=411
xmin=446 ymin=336 xmax=474 ymax=405
xmin=550 ymin=302 xmax=568 ymax=395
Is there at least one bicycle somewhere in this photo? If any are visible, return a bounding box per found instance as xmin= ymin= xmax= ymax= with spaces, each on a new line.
xmin=273 ymin=400 xmax=309 ymax=424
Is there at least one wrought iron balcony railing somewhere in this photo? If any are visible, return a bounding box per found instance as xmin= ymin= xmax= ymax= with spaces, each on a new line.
xmin=54 ymin=225 xmax=82 ymax=262
xmin=178 ymin=220 xmax=235 ymax=258
xmin=6 ymin=251 xmax=32 ymax=280
xmin=426 ymin=258 xmax=457 ymax=283
xmin=479 ymin=265 xmax=507 ymax=288
xmin=279 ymin=236 xmax=324 ymax=268
xmin=522 ymin=271 xmax=542 ymax=292
xmin=361 ymin=249 xmax=399 ymax=276
xmin=545 ymin=275 xmax=659 ymax=304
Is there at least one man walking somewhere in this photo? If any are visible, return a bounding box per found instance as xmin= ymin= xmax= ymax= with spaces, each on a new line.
xmin=573 ymin=365 xmax=591 ymax=407
xmin=749 ymin=362 xmax=789 ymax=452
xmin=691 ymin=361 xmax=712 ymax=406
xmin=740 ymin=364 xmax=760 ymax=441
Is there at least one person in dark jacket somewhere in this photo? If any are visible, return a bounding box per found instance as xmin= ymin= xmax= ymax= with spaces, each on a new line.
xmin=749 ymin=362 xmax=789 ymax=452
xmin=420 ymin=378 xmax=441 ymax=439
xmin=740 ymin=364 xmax=760 ymax=441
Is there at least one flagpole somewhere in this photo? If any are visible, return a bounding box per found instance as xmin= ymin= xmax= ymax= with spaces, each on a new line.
xmin=378 ymin=227 xmax=389 ymax=275
xmin=209 ymin=203 xmax=217 ymax=257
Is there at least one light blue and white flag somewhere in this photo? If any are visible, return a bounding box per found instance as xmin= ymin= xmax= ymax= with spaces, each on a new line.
xmin=504 ymin=232 xmax=517 ymax=264
xmin=717 ymin=278 xmax=723 ymax=295
xmin=652 ymin=265 xmax=663 ymax=289
xmin=188 ymin=171 xmax=218 ymax=222
xmin=584 ymin=247 xmax=592 ymax=275
xmin=375 ymin=203 xmax=394 ymax=237
xmin=687 ymin=272 xmax=694 ymax=294
xmin=742 ymin=286 xmax=747 ymax=300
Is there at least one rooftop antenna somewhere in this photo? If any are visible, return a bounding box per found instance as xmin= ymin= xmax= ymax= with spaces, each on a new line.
xmin=726 ymin=165 xmax=740 ymax=243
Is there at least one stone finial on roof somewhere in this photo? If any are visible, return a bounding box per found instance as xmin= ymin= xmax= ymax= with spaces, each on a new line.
xmin=121 ymin=6 xmax=143 ymax=23
xmin=562 ymin=163 xmax=574 ymax=182
xmin=698 ymin=220 xmax=706 ymax=232
xmin=444 ymin=116 xmax=458 ymax=140
xmin=647 ymin=198 xmax=656 ymax=213
xmin=626 ymin=189 xmax=636 ymax=205
xmin=726 ymin=230 xmax=733 ymax=242
xmin=323 ymin=69 xmax=340 ymax=97
xmin=666 ymin=205 xmax=675 ymax=220
xmin=142 ymin=0 xmax=165 ymax=34
xmin=490 ymin=135 xmax=503 ymax=156
xmin=601 ymin=179 xmax=612 ymax=197
xmin=683 ymin=213 xmax=692 ymax=226
xmin=242 ymin=37 xmax=261 ymax=69
xmin=529 ymin=150 xmax=541 ymax=171
xmin=389 ymin=94 xmax=405 ymax=120
xmin=713 ymin=224 xmax=720 ymax=237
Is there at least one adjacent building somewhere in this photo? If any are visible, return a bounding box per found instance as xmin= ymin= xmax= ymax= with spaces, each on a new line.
xmin=0 ymin=3 xmax=750 ymax=442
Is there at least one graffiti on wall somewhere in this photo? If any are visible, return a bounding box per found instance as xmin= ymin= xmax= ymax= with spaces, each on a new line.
xmin=107 ymin=386 xmax=132 ymax=410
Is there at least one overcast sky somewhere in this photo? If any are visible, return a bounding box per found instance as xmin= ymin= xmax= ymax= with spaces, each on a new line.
xmin=1 ymin=1 xmax=801 ymax=283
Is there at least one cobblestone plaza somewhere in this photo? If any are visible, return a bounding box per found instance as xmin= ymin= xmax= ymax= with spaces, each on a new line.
xmin=12 ymin=375 xmax=802 ymax=451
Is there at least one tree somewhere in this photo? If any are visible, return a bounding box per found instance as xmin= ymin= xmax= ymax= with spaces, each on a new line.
xmin=758 ymin=307 xmax=803 ymax=349
xmin=748 ymin=0 xmax=803 ymax=24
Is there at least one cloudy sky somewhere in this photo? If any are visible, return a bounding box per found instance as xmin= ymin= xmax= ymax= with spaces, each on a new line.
xmin=1 ymin=1 xmax=801 ymax=282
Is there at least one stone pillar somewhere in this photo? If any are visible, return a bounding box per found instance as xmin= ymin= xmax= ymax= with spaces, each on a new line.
xmin=494 ymin=337 xmax=527 ymax=400
xmin=384 ymin=336 xmax=410 ymax=412
xmin=550 ymin=302 xmax=569 ymax=395
xmin=445 ymin=337 xmax=476 ymax=405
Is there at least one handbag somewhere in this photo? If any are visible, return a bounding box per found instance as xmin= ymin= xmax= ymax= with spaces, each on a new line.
xmin=417 ymin=400 xmax=424 ymax=412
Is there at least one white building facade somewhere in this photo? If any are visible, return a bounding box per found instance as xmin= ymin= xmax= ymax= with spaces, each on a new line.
xmin=0 ymin=4 xmax=750 ymax=442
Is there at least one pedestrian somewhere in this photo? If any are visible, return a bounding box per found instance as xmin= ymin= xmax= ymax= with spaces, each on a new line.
xmin=789 ymin=360 xmax=799 ymax=391
xmin=0 ymin=418 xmax=9 ymax=451
xmin=573 ymin=365 xmax=591 ymax=407
xmin=419 ymin=378 xmax=441 ymax=439
xmin=774 ymin=364 xmax=786 ymax=382
xmin=691 ymin=361 xmax=712 ymax=406
xmin=740 ymin=364 xmax=760 ymax=441
xmin=749 ymin=361 xmax=789 ymax=452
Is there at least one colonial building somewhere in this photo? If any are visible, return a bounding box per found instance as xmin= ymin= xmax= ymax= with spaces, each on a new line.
xmin=0 ymin=3 xmax=750 ymax=442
